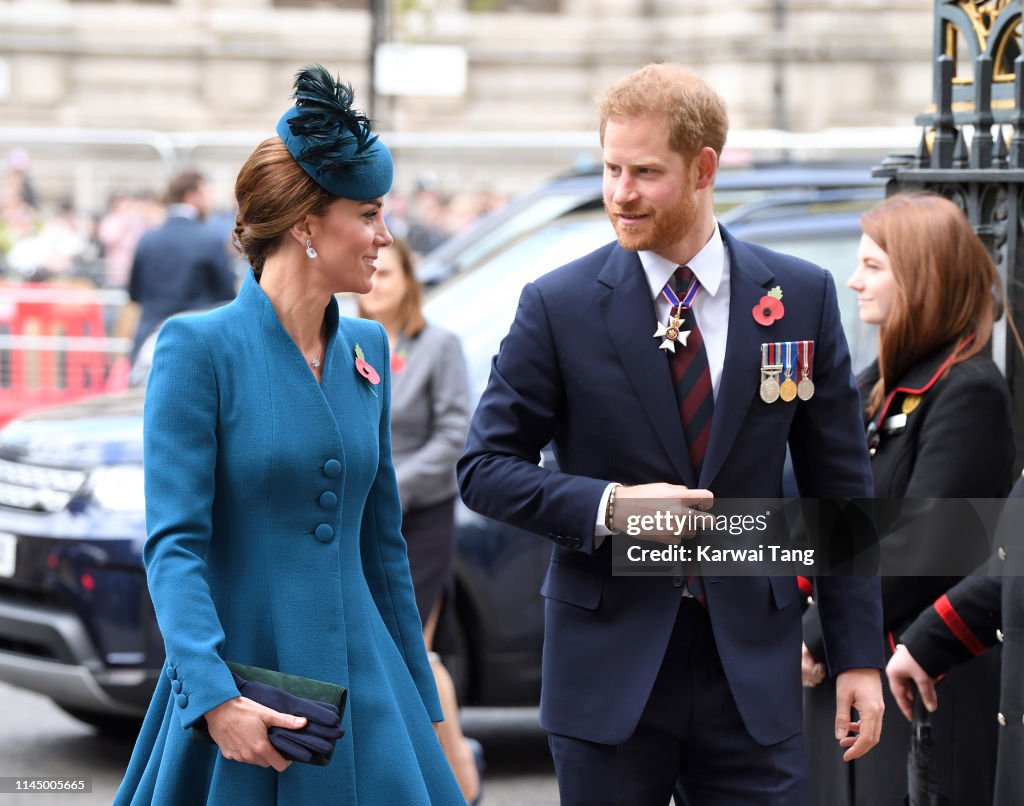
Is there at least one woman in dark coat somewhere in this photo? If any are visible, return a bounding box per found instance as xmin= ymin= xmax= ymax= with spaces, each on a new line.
xmin=802 ymin=192 xmax=1012 ymax=806
xmin=887 ymin=473 xmax=1024 ymax=806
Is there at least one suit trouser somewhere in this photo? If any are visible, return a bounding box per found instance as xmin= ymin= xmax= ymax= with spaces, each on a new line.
xmin=549 ymin=598 xmax=809 ymax=806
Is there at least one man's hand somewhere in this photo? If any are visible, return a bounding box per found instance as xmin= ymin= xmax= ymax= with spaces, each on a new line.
xmin=886 ymin=644 xmax=937 ymax=722
xmin=613 ymin=483 xmax=714 ymax=545
xmin=802 ymin=642 xmax=826 ymax=688
xmin=205 ymin=696 xmax=306 ymax=772
xmin=834 ymin=668 xmax=884 ymax=761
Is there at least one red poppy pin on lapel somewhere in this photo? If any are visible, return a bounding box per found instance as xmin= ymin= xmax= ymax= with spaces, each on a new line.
xmin=354 ymin=344 xmax=380 ymax=396
xmin=753 ymin=286 xmax=785 ymax=326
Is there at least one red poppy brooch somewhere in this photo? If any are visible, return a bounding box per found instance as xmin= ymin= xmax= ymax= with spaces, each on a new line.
xmin=752 ymin=286 xmax=785 ymax=326
xmin=354 ymin=344 xmax=380 ymax=396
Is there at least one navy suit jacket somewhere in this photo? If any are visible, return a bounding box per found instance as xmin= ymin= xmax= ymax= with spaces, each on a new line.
xmin=128 ymin=215 xmax=236 ymax=356
xmin=458 ymin=227 xmax=884 ymax=746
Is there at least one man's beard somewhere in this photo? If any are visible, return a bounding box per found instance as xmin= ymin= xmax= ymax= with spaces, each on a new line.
xmin=605 ymin=191 xmax=696 ymax=253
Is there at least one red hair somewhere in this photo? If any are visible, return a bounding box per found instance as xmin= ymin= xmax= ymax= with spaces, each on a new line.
xmin=860 ymin=193 xmax=1001 ymax=414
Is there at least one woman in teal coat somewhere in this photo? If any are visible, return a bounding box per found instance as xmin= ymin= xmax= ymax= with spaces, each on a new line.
xmin=114 ymin=66 xmax=465 ymax=805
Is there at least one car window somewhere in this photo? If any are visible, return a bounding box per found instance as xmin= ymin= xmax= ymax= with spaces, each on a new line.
xmin=424 ymin=213 xmax=614 ymax=399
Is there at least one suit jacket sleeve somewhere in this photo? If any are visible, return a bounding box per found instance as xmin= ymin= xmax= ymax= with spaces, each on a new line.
xmin=788 ymin=270 xmax=884 ymax=674
xmin=394 ymin=328 xmax=471 ymax=511
xmin=458 ymin=281 xmax=610 ymax=553
xmin=358 ymin=323 xmax=444 ymax=721
xmin=142 ymin=318 xmax=239 ymax=729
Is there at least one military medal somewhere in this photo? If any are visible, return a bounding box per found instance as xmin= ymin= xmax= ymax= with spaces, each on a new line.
xmin=759 ymin=343 xmax=782 ymax=404
xmin=779 ymin=341 xmax=798 ymax=402
xmin=797 ymin=340 xmax=815 ymax=401
xmin=653 ymin=303 xmax=691 ymax=353
xmin=654 ymin=274 xmax=699 ymax=353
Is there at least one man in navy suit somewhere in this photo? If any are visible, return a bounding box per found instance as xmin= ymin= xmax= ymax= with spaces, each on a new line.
xmin=127 ymin=170 xmax=236 ymax=358
xmin=458 ymin=64 xmax=885 ymax=804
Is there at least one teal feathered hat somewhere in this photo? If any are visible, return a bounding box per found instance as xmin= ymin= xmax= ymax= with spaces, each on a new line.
xmin=276 ymin=65 xmax=393 ymax=201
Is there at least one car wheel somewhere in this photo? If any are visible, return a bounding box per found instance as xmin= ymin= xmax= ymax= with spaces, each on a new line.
xmin=56 ymin=705 xmax=143 ymax=739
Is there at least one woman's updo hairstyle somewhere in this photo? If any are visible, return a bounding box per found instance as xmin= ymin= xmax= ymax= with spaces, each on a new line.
xmin=233 ymin=137 xmax=333 ymax=280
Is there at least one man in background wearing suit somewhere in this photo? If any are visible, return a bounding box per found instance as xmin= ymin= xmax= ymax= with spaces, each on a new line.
xmin=127 ymin=170 xmax=236 ymax=358
xmin=458 ymin=63 xmax=885 ymax=805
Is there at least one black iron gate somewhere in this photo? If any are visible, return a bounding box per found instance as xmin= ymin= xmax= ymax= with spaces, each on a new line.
xmin=876 ymin=0 xmax=1024 ymax=469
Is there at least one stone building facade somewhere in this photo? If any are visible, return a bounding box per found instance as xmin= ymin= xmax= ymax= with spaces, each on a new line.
xmin=0 ymin=0 xmax=933 ymax=210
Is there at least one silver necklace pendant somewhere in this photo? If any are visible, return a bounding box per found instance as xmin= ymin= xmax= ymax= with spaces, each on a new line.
xmin=311 ymin=357 xmax=321 ymax=368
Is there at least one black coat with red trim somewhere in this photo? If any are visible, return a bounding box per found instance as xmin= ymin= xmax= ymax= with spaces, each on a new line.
xmin=803 ymin=342 xmax=1013 ymax=662
xmin=900 ymin=476 xmax=1024 ymax=805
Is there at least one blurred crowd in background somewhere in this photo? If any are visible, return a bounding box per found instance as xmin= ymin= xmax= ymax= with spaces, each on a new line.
xmin=0 ymin=146 xmax=507 ymax=291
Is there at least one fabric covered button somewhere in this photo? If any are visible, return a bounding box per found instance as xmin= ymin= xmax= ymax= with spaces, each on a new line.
xmin=315 ymin=523 xmax=334 ymax=543
xmin=176 ymin=693 xmax=189 ymax=709
xmin=172 ymin=679 xmax=183 ymax=694
xmin=166 ymin=665 xmax=177 ymax=681
xmin=319 ymin=491 xmax=338 ymax=510
xmin=323 ymin=459 xmax=342 ymax=478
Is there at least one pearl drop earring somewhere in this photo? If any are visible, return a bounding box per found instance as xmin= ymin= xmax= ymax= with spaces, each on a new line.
xmin=306 ymin=239 xmax=318 ymax=259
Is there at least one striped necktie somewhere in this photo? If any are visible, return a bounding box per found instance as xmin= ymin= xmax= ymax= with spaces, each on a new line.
xmin=669 ymin=266 xmax=713 ymax=608
xmin=669 ymin=266 xmax=714 ymax=478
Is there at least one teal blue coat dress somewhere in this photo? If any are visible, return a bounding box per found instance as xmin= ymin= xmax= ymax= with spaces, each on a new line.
xmin=115 ymin=272 xmax=465 ymax=805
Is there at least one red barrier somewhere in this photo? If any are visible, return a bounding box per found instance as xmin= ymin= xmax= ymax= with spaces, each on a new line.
xmin=0 ymin=283 xmax=129 ymax=427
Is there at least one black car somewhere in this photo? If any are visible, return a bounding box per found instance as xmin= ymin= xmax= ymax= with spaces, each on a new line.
xmin=0 ymin=165 xmax=883 ymax=730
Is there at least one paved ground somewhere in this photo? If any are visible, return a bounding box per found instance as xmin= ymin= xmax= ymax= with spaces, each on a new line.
xmin=0 ymin=682 xmax=557 ymax=805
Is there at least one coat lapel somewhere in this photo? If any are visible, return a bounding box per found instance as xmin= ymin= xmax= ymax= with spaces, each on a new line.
xmin=700 ymin=229 xmax=776 ymax=488
xmin=597 ymin=246 xmax=695 ymax=485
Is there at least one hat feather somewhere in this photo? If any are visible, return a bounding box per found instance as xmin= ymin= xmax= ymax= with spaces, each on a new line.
xmin=285 ymin=64 xmax=379 ymax=176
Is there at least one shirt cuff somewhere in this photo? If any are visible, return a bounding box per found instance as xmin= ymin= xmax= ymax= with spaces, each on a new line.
xmin=594 ymin=482 xmax=619 ymax=549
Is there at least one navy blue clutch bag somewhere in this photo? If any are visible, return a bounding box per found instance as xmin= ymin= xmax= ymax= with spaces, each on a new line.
xmin=192 ymin=661 xmax=347 ymax=766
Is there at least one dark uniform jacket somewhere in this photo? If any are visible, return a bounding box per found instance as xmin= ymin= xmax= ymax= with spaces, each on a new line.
xmin=901 ymin=475 xmax=1024 ymax=806
xmin=803 ymin=341 xmax=1012 ymax=806
xmin=804 ymin=342 xmax=1013 ymax=656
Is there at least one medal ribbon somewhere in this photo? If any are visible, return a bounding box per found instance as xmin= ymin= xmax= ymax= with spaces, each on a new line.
xmin=799 ymin=340 xmax=813 ymax=380
xmin=661 ymin=275 xmax=700 ymax=311
xmin=783 ymin=341 xmax=794 ymax=379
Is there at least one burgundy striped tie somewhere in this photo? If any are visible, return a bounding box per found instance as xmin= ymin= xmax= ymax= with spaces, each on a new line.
xmin=669 ymin=266 xmax=714 ymax=478
xmin=669 ymin=266 xmax=713 ymax=608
